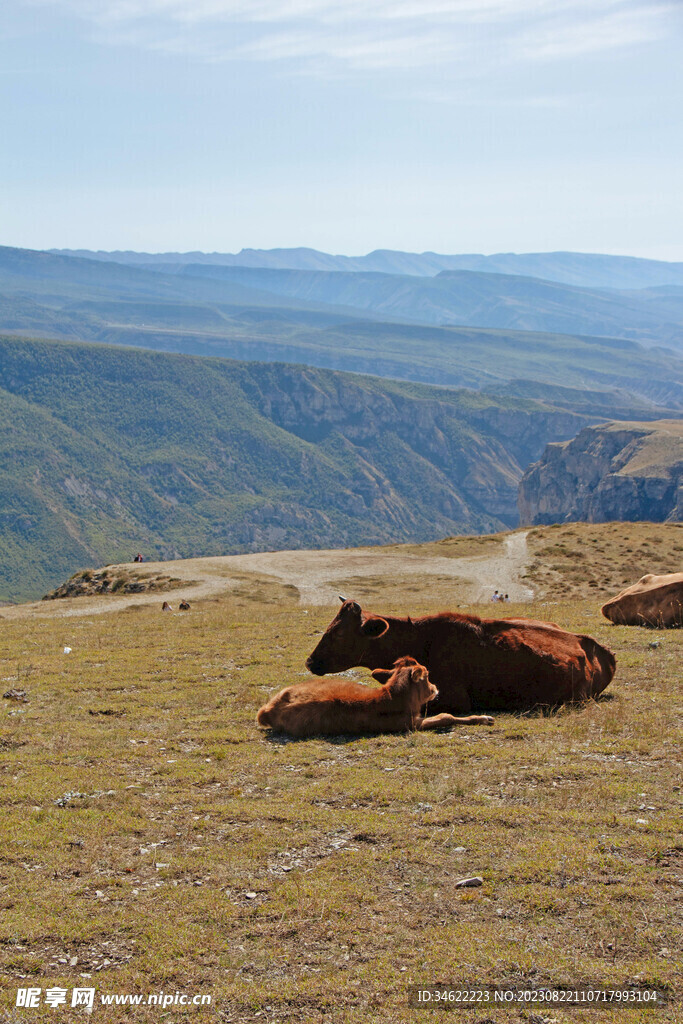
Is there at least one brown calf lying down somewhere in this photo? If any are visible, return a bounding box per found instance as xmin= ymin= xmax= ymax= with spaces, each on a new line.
xmin=256 ymin=657 xmax=493 ymax=738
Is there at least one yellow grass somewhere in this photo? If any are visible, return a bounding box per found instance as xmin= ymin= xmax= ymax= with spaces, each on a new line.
xmin=0 ymin=535 xmax=682 ymax=1023
xmin=525 ymin=521 xmax=683 ymax=602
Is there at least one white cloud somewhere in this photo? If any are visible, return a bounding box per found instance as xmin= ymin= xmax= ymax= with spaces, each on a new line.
xmin=19 ymin=0 xmax=680 ymax=72
xmin=515 ymin=3 xmax=673 ymax=60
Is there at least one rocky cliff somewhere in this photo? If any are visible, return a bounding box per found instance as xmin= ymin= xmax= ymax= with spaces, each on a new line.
xmin=238 ymin=363 xmax=590 ymax=523
xmin=518 ymin=420 xmax=683 ymax=525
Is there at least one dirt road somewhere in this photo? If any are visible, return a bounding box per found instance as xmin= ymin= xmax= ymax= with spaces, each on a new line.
xmin=222 ymin=530 xmax=533 ymax=605
xmin=2 ymin=532 xmax=533 ymax=619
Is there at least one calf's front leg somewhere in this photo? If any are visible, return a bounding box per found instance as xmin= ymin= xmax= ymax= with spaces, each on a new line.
xmin=418 ymin=713 xmax=494 ymax=730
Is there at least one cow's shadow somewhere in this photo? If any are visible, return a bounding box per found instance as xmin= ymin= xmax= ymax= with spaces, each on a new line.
xmin=259 ymin=696 xmax=615 ymax=741
xmin=509 ymin=692 xmax=616 ymax=719
xmin=262 ymin=730 xmax=394 ymax=745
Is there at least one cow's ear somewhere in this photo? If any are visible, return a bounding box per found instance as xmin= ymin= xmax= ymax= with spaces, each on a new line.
xmin=361 ymin=616 xmax=389 ymax=639
xmin=341 ymin=600 xmax=361 ymax=617
xmin=393 ymin=655 xmax=418 ymax=669
xmin=371 ymin=667 xmax=392 ymax=684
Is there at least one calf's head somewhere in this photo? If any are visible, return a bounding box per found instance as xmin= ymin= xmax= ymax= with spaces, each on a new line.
xmin=306 ymin=599 xmax=389 ymax=675
xmin=373 ymin=656 xmax=438 ymax=711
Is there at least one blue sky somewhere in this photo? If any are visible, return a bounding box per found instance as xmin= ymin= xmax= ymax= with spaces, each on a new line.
xmin=1 ymin=0 xmax=682 ymax=258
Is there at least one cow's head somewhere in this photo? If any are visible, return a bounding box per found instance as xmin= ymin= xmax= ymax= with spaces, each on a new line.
xmin=305 ymin=599 xmax=389 ymax=675
xmin=373 ymin=656 xmax=438 ymax=711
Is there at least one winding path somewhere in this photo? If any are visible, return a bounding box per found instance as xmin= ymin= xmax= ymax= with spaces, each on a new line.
xmin=221 ymin=530 xmax=533 ymax=605
xmin=2 ymin=531 xmax=533 ymax=619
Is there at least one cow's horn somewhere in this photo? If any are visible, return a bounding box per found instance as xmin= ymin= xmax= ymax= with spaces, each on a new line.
xmin=338 ymin=595 xmax=346 ymax=602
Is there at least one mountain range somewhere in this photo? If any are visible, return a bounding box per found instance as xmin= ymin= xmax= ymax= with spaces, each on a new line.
xmin=159 ymin=263 xmax=683 ymax=346
xmin=0 ymin=333 xmax=671 ymax=604
xmin=1 ymin=246 xmax=682 ymax=407
xmin=34 ymin=245 xmax=683 ymax=349
xmin=51 ymin=246 xmax=683 ymax=290
xmin=1 ymin=244 xmax=682 ymax=602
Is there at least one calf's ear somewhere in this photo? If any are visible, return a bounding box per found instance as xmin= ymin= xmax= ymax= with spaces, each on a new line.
xmin=371 ymin=667 xmax=392 ymax=683
xmin=361 ymin=616 xmax=389 ymax=639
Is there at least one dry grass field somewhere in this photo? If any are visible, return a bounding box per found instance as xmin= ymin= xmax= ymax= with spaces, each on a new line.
xmin=0 ymin=524 xmax=681 ymax=1023
xmin=524 ymin=522 xmax=683 ymax=603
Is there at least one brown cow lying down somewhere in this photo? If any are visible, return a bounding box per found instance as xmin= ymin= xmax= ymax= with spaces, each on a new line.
xmin=306 ymin=600 xmax=616 ymax=713
xmin=602 ymin=573 xmax=683 ymax=628
xmin=256 ymin=656 xmax=493 ymax=737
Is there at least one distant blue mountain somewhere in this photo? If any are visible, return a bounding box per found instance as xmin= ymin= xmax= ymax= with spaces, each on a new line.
xmin=50 ymin=246 xmax=683 ymax=290
xmin=159 ymin=263 xmax=683 ymax=349
xmin=3 ymin=245 xmax=682 ymax=404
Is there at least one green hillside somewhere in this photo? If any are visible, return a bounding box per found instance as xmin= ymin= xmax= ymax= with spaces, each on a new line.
xmin=0 ymin=334 xmax=643 ymax=604
xmin=3 ymin=295 xmax=683 ymax=409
